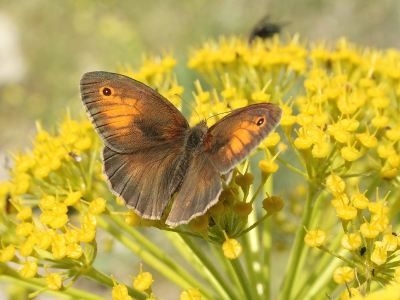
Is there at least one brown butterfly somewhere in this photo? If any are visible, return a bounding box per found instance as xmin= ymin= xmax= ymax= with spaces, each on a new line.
xmin=80 ymin=72 xmax=282 ymax=226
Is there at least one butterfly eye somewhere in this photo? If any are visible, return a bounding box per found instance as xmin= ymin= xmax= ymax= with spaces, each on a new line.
xmin=102 ymin=87 xmax=112 ymax=96
xmin=256 ymin=118 xmax=265 ymax=126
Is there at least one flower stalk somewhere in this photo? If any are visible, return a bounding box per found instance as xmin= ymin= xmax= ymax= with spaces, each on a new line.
xmin=1 ymin=34 xmax=400 ymax=299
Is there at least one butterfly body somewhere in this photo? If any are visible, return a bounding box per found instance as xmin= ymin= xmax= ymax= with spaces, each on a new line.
xmin=80 ymin=71 xmax=282 ymax=226
xmin=170 ymin=121 xmax=207 ymax=192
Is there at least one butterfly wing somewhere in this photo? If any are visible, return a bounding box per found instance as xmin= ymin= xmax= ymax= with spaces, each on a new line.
xmin=167 ymin=103 xmax=281 ymax=226
xmin=102 ymin=146 xmax=183 ymax=219
xmin=80 ymin=71 xmax=189 ymax=153
xmin=80 ymin=71 xmax=190 ymax=220
xmin=166 ymin=152 xmax=222 ymax=226
xmin=204 ymin=103 xmax=282 ymax=173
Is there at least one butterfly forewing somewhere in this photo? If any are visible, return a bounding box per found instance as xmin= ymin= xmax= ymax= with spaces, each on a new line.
xmin=80 ymin=71 xmax=189 ymax=153
xmin=203 ymin=103 xmax=282 ymax=173
xmin=80 ymin=71 xmax=191 ymax=220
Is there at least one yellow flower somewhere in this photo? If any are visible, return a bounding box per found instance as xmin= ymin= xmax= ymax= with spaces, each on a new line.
xmin=46 ymin=271 xmax=63 ymax=291
xmin=360 ymin=220 xmax=380 ymax=238
xmin=304 ymin=227 xmax=327 ymax=247
xmin=371 ymin=241 xmax=387 ymax=265
xmin=333 ymin=266 xmax=355 ymax=285
xmin=130 ymin=264 xmax=153 ymax=292
xmin=16 ymin=207 xmax=32 ymax=221
xmin=180 ymin=287 xmax=201 ymax=300
xmin=125 ymin=209 xmax=141 ymax=226
xmin=111 ymin=275 xmax=133 ymax=300
xmin=351 ymin=284 xmax=400 ymax=300
xmin=382 ymin=233 xmax=398 ymax=251
xmin=0 ymin=245 xmax=15 ymax=262
xmin=19 ymin=261 xmax=38 ymax=279
xmin=326 ymin=174 xmax=346 ymax=195
xmin=340 ymin=287 xmax=360 ymax=300
xmin=89 ymin=197 xmax=106 ymax=215
xmin=395 ymin=268 xmax=400 ymax=284
xmin=341 ymin=233 xmax=362 ymax=250
xmin=222 ymin=231 xmax=242 ymax=260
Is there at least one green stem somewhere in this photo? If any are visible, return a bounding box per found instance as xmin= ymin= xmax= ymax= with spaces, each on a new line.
xmin=278 ymin=182 xmax=321 ymax=300
xmin=0 ymin=264 xmax=108 ymax=300
xmin=83 ymin=266 xmax=145 ymax=299
xmin=241 ymin=209 xmax=262 ymax=299
xmin=230 ymin=258 xmax=256 ymax=299
xmin=161 ymin=226 xmax=220 ymax=243
xmin=96 ymin=215 xmax=201 ymax=293
xmin=276 ymin=157 xmax=308 ymax=179
xmin=316 ymin=246 xmax=358 ymax=267
xmin=177 ymin=234 xmax=237 ymax=300
xmin=262 ymin=217 xmax=271 ymax=300
xmin=238 ymin=212 xmax=271 ymax=237
xmin=284 ymin=132 xmax=308 ymax=173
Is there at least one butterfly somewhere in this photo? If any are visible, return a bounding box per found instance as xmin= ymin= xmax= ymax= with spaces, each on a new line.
xmin=80 ymin=71 xmax=282 ymax=226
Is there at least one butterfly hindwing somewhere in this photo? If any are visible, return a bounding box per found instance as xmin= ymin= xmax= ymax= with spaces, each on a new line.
xmin=166 ymin=152 xmax=222 ymax=226
xmin=102 ymin=145 xmax=183 ymax=220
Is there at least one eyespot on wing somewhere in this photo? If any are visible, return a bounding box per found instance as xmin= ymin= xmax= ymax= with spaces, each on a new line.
xmin=204 ymin=103 xmax=282 ymax=173
xmin=80 ymin=71 xmax=189 ymax=153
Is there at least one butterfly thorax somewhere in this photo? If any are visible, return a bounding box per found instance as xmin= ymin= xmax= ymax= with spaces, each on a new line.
xmin=169 ymin=120 xmax=208 ymax=195
xmin=186 ymin=121 xmax=208 ymax=152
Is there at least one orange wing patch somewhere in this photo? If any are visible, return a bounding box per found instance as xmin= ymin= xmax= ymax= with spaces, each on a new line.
xmin=99 ymin=96 xmax=141 ymax=130
xmin=226 ymin=121 xmax=260 ymax=159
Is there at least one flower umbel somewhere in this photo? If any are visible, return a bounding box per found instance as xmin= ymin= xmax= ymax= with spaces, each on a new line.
xmin=1 ymin=35 xmax=400 ymax=299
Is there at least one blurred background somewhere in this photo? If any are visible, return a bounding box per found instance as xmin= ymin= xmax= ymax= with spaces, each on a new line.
xmin=1 ymin=0 xmax=399 ymax=179
xmin=0 ymin=1 xmax=399 ymax=298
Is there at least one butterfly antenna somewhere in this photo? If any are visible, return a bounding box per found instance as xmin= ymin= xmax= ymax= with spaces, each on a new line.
xmin=206 ymin=110 xmax=232 ymax=122
xmin=175 ymin=94 xmax=201 ymax=122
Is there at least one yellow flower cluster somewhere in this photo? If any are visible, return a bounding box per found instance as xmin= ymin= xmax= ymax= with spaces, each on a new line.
xmin=186 ymin=35 xmax=400 ymax=298
xmin=118 ymin=52 xmax=184 ymax=108
xmin=0 ymin=112 xmax=109 ymax=296
xmin=2 ymin=34 xmax=400 ymax=299
xmin=111 ymin=264 xmax=201 ymax=300
xmin=325 ymin=172 xmax=400 ymax=288
xmin=187 ymin=35 xmax=306 ymax=124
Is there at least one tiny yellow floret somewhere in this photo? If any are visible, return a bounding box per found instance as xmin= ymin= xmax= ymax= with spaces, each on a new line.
xmin=130 ymin=264 xmax=153 ymax=292
xmin=19 ymin=261 xmax=38 ymax=279
xmin=222 ymin=231 xmax=242 ymax=259
xmin=304 ymin=227 xmax=327 ymax=247
xmin=180 ymin=287 xmax=202 ymax=300
xmin=341 ymin=233 xmax=362 ymax=250
xmin=333 ymin=266 xmax=355 ymax=285
xmin=89 ymin=197 xmax=106 ymax=215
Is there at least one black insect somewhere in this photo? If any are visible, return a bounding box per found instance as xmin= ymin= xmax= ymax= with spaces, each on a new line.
xmin=249 ymin=15 xmax=282 ymax=43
